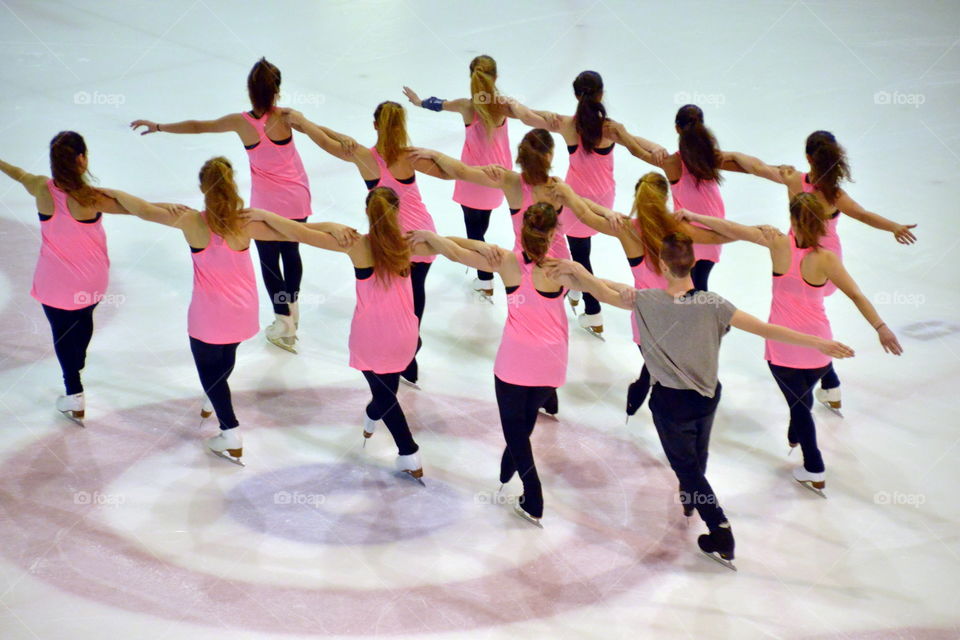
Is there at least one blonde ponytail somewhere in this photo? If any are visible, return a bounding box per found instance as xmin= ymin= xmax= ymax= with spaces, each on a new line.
xmin=374 ymin=101 xmax=410 ymax=166
xmin=199 ymin=157 xmax=244 ymax=237
xmin=365 ymin=186 xmax=411 ymax=283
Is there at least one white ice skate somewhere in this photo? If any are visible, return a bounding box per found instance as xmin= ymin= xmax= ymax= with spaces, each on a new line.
xmin=472 ymin=277 xmax=494 ymax=304
xmin=793 ymin=466 xmax=826 ymax=498
xmin=512 ymin=503 xmax=543 ymax=529
xmin=200 ymin=396 xmax=214 ymax=421
xmin=207 ymin=428 xmax=244 ymax=466
xmin=566 ymin=289 xmax=581 ymax=315
xmin=57 ymin=392 xmax=85 ymax=427
xmin=265 ymin=314 xmax=298 ymax=354
xmin=289 ymin=300 xmax=300 ymax=330
xmin=578 ymin=312 xmax=605 ymax=341
xmin=815 ymin=386 xmax=842 ymax=416
xmin=362 ymin=414 xmax=379 ymax=447
xmin=395 ymin=451 xmax=425 ymax=486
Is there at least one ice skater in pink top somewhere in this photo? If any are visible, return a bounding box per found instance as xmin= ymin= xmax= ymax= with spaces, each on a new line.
xmin=131 ymin=58 xmax=338 ymax=354
xmin=515 ymin=71 xmax=667 ymax=337
xmin=282 ymin=102 xmax=449 ymax=387
xmin=0 ymin=132 xmax=184 ymax=425
xmin=246 ymin=187 xmax=453 ymax=483
xmin=679 ymin=193 xmax=902 ymax=495
xmin=605 ymin=106 xmax=770 ymax=291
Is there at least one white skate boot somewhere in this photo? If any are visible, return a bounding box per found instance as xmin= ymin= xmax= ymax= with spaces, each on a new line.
xmin=395 ymin=451 xmax=425 ymax=485
xmin=289 ymin=300 xmax=300 ymax=330
xmin=200 ymin=396 xmax=214 ymax=421
xmin=815 ymin=386 xmax=842 ymax=416
xmin=207 ymin=428 xmax=244 ymax=466
xmin=472 ymin=277 xmax=494 ymax=304
xmin=566 ymin=289 xmax=581 ymax=314
xmin=57 ymin=392 xmax=85 ymax=427
xmin=793 ymin=466 xmax=826 ymax=498
xmin=578 ymin=312 xmax=605 ymax=341
xmin=265 ymin=313 xmax=298 ymax=354
xmin=362 ymin=414 xmax=379 ymax=447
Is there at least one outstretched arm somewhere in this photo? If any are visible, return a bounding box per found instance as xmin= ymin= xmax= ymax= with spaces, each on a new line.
xmin=676 ymin=209 xmax=776 ymax=247
xmin=835 ymin=190 xmax=917 ymax=245
xmin=100 ymin=189 xmax=189 ymax=226
xmin=730 ymin=310 xmax=855 ymax=358
xmin=504 ymin=98 xmax=562 ymax=131
xmin=0 ymin=158 xmax=47 ymax=197
xmin=821 ymin=251 xmax=903 ymax=354
xmin=130 ymin=113 xmax=245 ymax=136
xmin=402 ymin=86 xmax=472 ymax=117
xmin=245 ymin=209 xmax=355 ymax=250
xmin=722 ymin=151 xmax=783 ymax=183
xmin=543 ymin=259 xmax=632 ymax=309
xmin=283 ymin=109 xmax=360 ymax=161
xmin=550 ymin=180 xmax=625 ymax=237
xmin=604 ymin=120 xmax=669 ymax=165
xmin=409 ymin=148 xmax=503 ymax=188
xmin=408 ymin=231 xmax=504 ymax=273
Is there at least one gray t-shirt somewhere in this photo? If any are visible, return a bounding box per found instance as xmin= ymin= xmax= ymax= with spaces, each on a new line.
xmin=633 ymin=289 xmax=736 ymax=398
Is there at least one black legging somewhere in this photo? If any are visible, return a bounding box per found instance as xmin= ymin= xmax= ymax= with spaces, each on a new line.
xmin=462 ymin=205 xmax=493 ymax=281
xmin=190 ymin=337 xmax=239 ymax=431
xmin=42 ymin=302 xmax=97 ymax=395
xmin=495 ymin=376 xmax=555 ymax=519
xmin=255 ymin=218 xmax=306 ymax=316
xmin=820 ymin=362 xmax=841 ymax=390
xmin=401 ymin=261 xmax=431 ymax=382
xmin=361 ymin=370 xmax=418 ymax=455
xmin=768 ymin=362 xmax=832 ymax=473
xmin=567 ymin=235 xmax=601 ymax=316
xmin=627 ymin=346 xmax=651 ymax=416
xmin=691 ymin=259 xmax=715 ymax=292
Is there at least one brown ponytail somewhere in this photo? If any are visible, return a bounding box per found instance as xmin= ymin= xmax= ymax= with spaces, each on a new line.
xmin=247 ymin=57 xmax=281 ymax=117
xmin=630 ymin=172 xmax=678 ymax=276
xmin=520 ymin=202 xmax=558 ymax=265
xmin=365 ymin=186 xmax=411 ymax=284
xmin=198 ymin=157 xmax=244 ymax=238
xmin=469 ymin=55 xmax=504 ymax=136
xmin=675 ymin=104 xmax=722 ymax=184
xmin=516 ymin=128 xmax=554 ymax=185
xmin=49 ymin=131 xmax=101 ymax=206
xmin=373 ymin=101 xmax=410 ymax=166
xmin=789 ymin=192 xmax=826 ymax=249
xmin=572 ymin=70 xmax=606 ymax=153
xmin=805 ymin=130 xmax=850 ymax=204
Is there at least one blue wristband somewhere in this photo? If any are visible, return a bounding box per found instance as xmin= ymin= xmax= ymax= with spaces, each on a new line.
xmin=422 ymin=96 xmax=445 ymax=112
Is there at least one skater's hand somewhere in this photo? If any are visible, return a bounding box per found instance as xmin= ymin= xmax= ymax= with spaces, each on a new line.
xmin=337 ymin=134 xmax=358 ymax=155
xmin=402 ymin=86 xmax=422 ymax=107
xmin=327 ymin=223 xmax=360 ymax=247
xmin=602 ymin=119 xmax=625 ymax=142
xmin=407 ymin=147 xmax=438 ymax=163
xmin=158 ymin=202 xmax=192 ymax=216
xmin=481 ymin=164 xmax=505 ymax=183
xmin=405 ymin=229 xmax=437 ymax=248
xmin=877 ymin=324 xmax=903 ymax=355
xmin=673 ymin=208 xmax=697 ymax=223
xmin=279 ymin=108 xmax=305 ymax=127
xmin=893 ymin=223 xmax=918 ymax=245
xmin=756 ymin=224 xmax=784 ymax=243
xmin=618 ymin=287 xmax=637 ymax=306
xmin=819 ymin=339 xmax=855 ymax=359
xmin=239 ymin=208 xmax=270 ymax=223
xmin=543 ymin=258 xmax=587 ymax=288
xmin=546 ymin=178 xmax=574 ymax=201
xmin=474 ymin=241 xmax=502 ymax=269
xmin=544 ymin=111 xmax=563 ymax=131
xmin=130 ymin=119 xmax=159 ymax=135
xmin=777 ymin=164 xmax=798 ymax=181
xmin=650 ymin=145 xmax=669 ymax=164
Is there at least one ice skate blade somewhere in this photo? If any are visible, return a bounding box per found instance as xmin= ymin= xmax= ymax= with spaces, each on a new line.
xmin=795 ymin=479 xmax=827 ymax=498
xmin=788 ymin=443 xmax=797 ymax=456
xmin=210 ymin=448 xmax=245 ymax=467
xmin=820 ymin=404 xmax=843 ymax=417
xmin=512 ymin=504 xmax=543 ymax=528
xmin=266 ymin=335 xmax=298 ymax=354
xmin=60 ymin=410 xmax=85 ymax=428
xmin=399 ymin=469 xmax=425 ymax=486
xmin=582 ymin=327 xmax=605 ymax=341
xmin=200 ymin=409 xmax=213 ymax=419
xmin=400 ymin=378 xmax=421 ymax=390
xmin=701 ymin=550 xmax=737 ymax=571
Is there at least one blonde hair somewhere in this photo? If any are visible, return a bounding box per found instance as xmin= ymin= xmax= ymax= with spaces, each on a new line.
xmin=469 ymin=55 xmax=504 ymax=136
xmin=365 ymin=187 xmax=411 ymax=283
xmin=373 ymin=101 xmax=409 ymax=166
xmin=629 ymin=172 xmax=678 ymax=276
xmin=790 ymin=192 xmax=826 ymax=249
xmin=199 ymin=157 xmax=244 ymax=237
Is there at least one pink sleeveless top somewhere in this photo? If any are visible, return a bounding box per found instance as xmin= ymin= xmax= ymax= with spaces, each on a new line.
xmin=453 ymin=113 xmax=511 ymax=210
xmin=563 ymin=138 xmax=615 ymax=238
xmin=31 ymin=180 xmax=110 ymax=310
xmin=349 ymin=262 xmax=419 ymax=374
xmin=671 ymin=158 xmax=725 ymax=263
xmin=764 ymin=242 xmax=832 ymax=369
xmin=187 ymin=216 xmax=260 ymax=345
xmin=241 ymin=110 xmax=312 ymax=219
xmin=510 ymin=178 xmax=571 ymax=259
xmin=494 ymin=251 xmax=569 ymax=387
xmin=369 ymin=147 xmax=436 ymax=264
xmin=628 ymin=253 xmax=669 ymax=344
xmin=801 ymin=172 xmax=842 ymax=296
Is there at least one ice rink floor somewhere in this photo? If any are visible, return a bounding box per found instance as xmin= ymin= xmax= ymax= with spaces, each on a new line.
xmin=1 ymin=1 xmax=959 ymax=638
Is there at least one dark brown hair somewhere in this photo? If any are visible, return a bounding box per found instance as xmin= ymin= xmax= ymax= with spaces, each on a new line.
xmin=790 ymin=192 xmax=826 ymax=249
xmin=660 ymin=232 xmax=695 ymax=278
xmin=805 ymin=130 xmax=850 ymax=204
xmin=247 ymin=57 xmax=281 ymax=116
xmin=199 ymin=157 xmax=244 ymax=238
xmin=373 ymin=101 xmax=410 ymax=166
xmin=49 ymin=131 xmax=101 ymax=206
xmin=516 ymin=128 xmax=553 ymax=185
xmin=630 ymin=172 xmax=679 ymax=276
xmin=365 ymin=186 xmax=411 ymax=283
xmin=573 ymin=70 xmax=606 ymax=153
xmin=520 ymin=202 xmax=558 ymax=265
xmin=675 ymin=104 xmax=722 ymax=184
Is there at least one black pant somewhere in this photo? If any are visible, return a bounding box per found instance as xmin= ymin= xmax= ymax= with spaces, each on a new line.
xmin=401 ymin=261 xmax=431 ymax=382
xmin=691 ymin=259 xmax=715 ymax=292
xmin=190 ymin=337 xmax=239 ymax=431
xmin=255 ymin=220 xmax=305 ymax=316
xmin=567 ymin=235 xmax=601 ymax=316
xmin=494 ymin=376 xmax=554 ymax=518
xmin=627 ymin=344 xmax=652 ymax=413
xmin=462 ymin=205 xmax=493 ymax=281
xmin=820 ymin=362 xmax=840 ymax=390
xmin=649 ymin=383 xmax=727 ymax=531
xmin=768 ymin=362 xmax=831 ymax=473
xmin=42 ymin=303 xmax=97 ymax=395
xmin=362 ymin=371 xmax=419 ymax=455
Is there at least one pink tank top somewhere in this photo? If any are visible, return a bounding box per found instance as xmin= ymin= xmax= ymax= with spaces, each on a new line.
xmin=348 ymin=262 xmax=419 ymax=374
xmin=493 ymin=251 xmax=569 ymax=387
xmin=369 ymin=147 xmax=436 ymax=264
xmin=764 ymin=242 xmax=832 ymax=369
xmin=510 ymin=177 xmax=571 ymax=259
xmin=563 ymin=138 xmax=615 ymax=238
xmin=453 ymin=113 xmax=511 ymax=210
xmin=241 ymin=110 xmax=312 ymax=220
xmin=187 ymin=217 xmax=259 ymax=345
xmin=31 ymin=180 xmax=110 ymax=310
xmin=671 ymin=158 xmax=725 ymax=263
xmin=801 ymin=172 xmax=841 ymax=296
xmin=628 ymin=252 xmax=669 ymax=345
